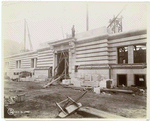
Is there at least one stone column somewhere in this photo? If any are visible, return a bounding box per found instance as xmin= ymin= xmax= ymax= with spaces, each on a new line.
xmin=128 ymin=46 xmax=134 ymax=64
xmin=69 ymin=39 xmax=76 ymax=78
xmin=69 ymin=49 xmax=72 ymax=74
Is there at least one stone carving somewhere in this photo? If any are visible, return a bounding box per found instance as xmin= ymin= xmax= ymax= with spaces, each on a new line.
xmin=71 ymin=25 xmax=75 ymax=37
xmin=69 ymin=40 xmax=76 ymax=54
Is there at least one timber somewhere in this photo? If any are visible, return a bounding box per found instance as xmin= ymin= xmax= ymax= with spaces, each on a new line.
xmin=101 ymin=88 xmax=133 ymax=94
xmin=77 ymin=107 xmax=125 ymax=118
xmin=43 ymin=74 xmax=64 ymax=88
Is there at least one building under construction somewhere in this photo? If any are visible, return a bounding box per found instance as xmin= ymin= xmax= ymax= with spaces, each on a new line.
xmin=4 ymin=24 xmax=147 ymax=88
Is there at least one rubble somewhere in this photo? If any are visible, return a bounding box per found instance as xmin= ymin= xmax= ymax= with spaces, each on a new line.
xmin=4 ymin=94 xmax=25 ymax=105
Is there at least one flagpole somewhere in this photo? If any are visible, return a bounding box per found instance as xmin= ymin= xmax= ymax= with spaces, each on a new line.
xmin=86 ymin=3 xmax=89 ymax=31
xmin=24 ymin=19 xmax=26 ymax=51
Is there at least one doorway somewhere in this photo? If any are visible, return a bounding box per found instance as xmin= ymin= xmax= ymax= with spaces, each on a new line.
xmin=117 ymin=74 xmax=127 ymax=86
xmin=134 ymin=74 xmax=146 ymax=87
xmin=55 ymin=50 xmax=69 ymax=79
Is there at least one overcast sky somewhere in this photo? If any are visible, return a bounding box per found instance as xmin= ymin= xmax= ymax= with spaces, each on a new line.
xmin=2 ymin=2 xmax=147 ymax=50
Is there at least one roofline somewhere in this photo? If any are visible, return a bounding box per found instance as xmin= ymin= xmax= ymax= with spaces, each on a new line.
xmin=108 ymin=27 xmax=147 ymax=40
xmin=4 ymin=27 xmax=147 ymax=59
xmin=4 ymin=50 xmax=37 ymax=59
xmin=48 ymin=37 xmax=74 ymax=46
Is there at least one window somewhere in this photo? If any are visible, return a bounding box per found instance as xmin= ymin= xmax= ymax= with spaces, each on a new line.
xmin=16 ymin=60 xmax=21 ymax=68
xmin=16 ymin=61 xmax=18 ymax=68
xmin=31 ymin=58 xmax=37 ymax=68
xmin=117 ymin=74 xmax=127 ymax=86
xmin=117 ymin=46 xmax=128 ymax=64
xmin=31 ymin=58 xmax=34 ymax=68
xmin=19 ymin=60 xmax=21 ymax=68
xmin=35 ymin=58 xmax=37 ymax=68
xmin=134 ymin=44 xmax=146 ymax=63
xmin=75 ymin=65 xmax=78 ymax=72
xmin=134 ymin=74 xmax=146 ymax=87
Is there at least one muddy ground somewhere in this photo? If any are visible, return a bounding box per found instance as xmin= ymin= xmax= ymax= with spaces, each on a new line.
xmin=4 ymin=80 xmax=147 ymax=118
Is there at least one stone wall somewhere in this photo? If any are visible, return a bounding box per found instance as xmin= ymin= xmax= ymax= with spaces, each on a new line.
xmin=111 ymin=68 xmax=147 ymax=86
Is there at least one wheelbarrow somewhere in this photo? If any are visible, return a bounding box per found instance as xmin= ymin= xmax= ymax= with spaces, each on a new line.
xmin=56 ymin=91 xmax=87 ymax=118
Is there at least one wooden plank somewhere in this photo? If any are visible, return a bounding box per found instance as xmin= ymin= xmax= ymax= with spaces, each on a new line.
xmin=56 ymin=102 xmax=68 ymax=115
xmin=102 ymin=89 xmax=133 ymax=94
xmin=77 ymin=107 xmax=125 ymax=118
xmin=43 ymin=74 xmax=63 ymax=88
xmin=81 ymin=81 xmax=99 ymax=87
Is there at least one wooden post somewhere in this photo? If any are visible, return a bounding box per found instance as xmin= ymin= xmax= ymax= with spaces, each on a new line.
xmin=56 ymin=102 xmax=68 ymax=115
xmin=65 ymin=57 xmax=66 ymax=79
xmin=24 ymin=19 xmax=26 ymax=51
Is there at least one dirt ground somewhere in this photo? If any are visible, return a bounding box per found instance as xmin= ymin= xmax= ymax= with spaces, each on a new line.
xmin=4 ymin=80 xmax=147 ymax=118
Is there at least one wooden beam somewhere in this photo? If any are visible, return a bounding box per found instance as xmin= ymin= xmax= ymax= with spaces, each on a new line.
xmin=77 ymin=107 xmax=125 ymax=118
xmin=102 ymin=88 xmax=133 ymax=94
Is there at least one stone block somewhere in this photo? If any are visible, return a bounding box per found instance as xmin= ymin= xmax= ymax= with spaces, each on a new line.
xmin=38 ymin=75 xmax=48 ymax=79
xmin=62 ymin=79 xmax=71 ymax=85
xmin=71 ymin=77 xmax=76 ymax=84
xmin=26 ymin=77 xmax=30 ymax=81
xmin=29 ymin=77 xmax=35 ymax=81
xmin=71 ymin=78 xmax=81 ymax=87
xmin=73 ymin=81 xmax=81 ymax=87
xmin=35 ymin=78 xmax=46 ymax=81
xmin=20 ymin=78 xmax=26 ymax=81
xmin=81 ymin=81 xmax=99 ymax=87
xmin=99 ymin=80 xmax=107 ymax=89
xmin=94 ymin=87 xmax=101 ymax=94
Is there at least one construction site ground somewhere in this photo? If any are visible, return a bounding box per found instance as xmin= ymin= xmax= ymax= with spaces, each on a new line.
xmin=4 ymin=80 xmax=147 ymax=118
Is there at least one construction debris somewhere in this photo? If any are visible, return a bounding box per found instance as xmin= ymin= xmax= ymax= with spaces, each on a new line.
xmin=93 ymin=87 xmax=100 ymax=94
xmin=16 ymin=94 xmax=25 ymax=102
xmin=24 ymin=111 xmax=31 ymax=114
xmin=4 ymin=94 xmax=25 ymax=105
xmin=4 ymin=96 xmax=16 ymax=105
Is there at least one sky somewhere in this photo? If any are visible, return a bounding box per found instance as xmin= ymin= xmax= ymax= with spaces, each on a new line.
xmin=2 ymin=2 xmax=147 ymax=51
